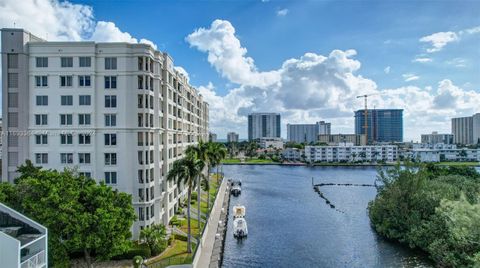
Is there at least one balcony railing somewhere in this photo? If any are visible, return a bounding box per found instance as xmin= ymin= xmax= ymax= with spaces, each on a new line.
xmin=21 ymin=250 xmax=46 ymax=268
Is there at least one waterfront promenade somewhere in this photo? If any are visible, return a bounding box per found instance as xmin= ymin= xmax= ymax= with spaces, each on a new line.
xmin=194 ymin=178 xmax=230 ymax=268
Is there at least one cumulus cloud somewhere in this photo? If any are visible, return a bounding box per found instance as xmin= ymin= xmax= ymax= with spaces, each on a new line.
xmin=277 ymin=9 xmax=289 ymax=16
xmin=0 ymin=0 xmax=157 ymax=47
xmin=402 ymin=73 xmax=420 ymax=82
xmin=190 ymin=20 xmax=480 ymax=141
xmin=186 ymin=20 xmax=281 ymax=88
xmin=420 ymin=31 xmax=458 ymax=53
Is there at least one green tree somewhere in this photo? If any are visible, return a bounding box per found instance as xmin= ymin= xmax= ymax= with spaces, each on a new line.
xmin=1 ymin=163 xmax=136 ymax=267
xmin=167 ymin=153 xmax=205 ymax=253
xmin=140 ymin=224 xmax=167 ymax=256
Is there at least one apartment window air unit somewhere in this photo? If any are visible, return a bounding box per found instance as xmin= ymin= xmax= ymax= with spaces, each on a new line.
xmin=105 ymin=172 xmax=117 ymax=184
xmin=35 ymin=76 xmax=48 ymax=87
xmin=60 ymin=153 xmax=74 ymax=164
xmin=36 ymin=57 xmax=48 ymax=68
xmin=104 ymin=57 xmax=117 ymax=70
xmin=79 ymin=57 xmax=91 ymax=67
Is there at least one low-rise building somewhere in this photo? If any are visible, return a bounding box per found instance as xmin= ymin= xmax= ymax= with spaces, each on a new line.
xmin=421 ymin=132 xmax=454 ymax=145
xmin=0 ymin=203 xmax=48 ymax=268
xmin=258 ymin=137 xmax=284 ymax=149
xmin=305 ymin=144 xmax=398 ymax=163
xmin=281 ymin=148 xmax=302 ymax=161
xmin=409 ymin=148 xmax=480 ymax=162
xmin=412 ymin=143 xmax=457 ymax=150
xmin=318 ymin=134 xmax=367 ymax=146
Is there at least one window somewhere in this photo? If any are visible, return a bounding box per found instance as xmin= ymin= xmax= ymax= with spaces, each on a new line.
xmin=60 ymin=114 xmax=73 ymax=126
xmin=8 ymin=54 xmax=19 ymax=68
xmin=138 ymin=170 xmax=144 ymax=183
xmin=78 ymin=153 xmax=91 ymax=164
xmin=139 ymin=189 xmax=145 ymax=202
xmin=104 ymin=76 xmax=117 ymax=89
xmin=105 ymin=172 xmax=117 ymax=184
xmin=78 ymin=75 xmax=91 ymax=87
xmin=78 ymin=134 xmax=91 ymax=145
xmin=60 ymin=134 xmax=73 ymax=145
xmin=104 ymin=134 xmax=117 ymax=146
xmin=138 ymin=207 xmax=144 ymax=220
xmin=105 ymin=153 xmax=117 ymax=165
xmin=138 ymin=76 xmax=144 ymax=89
xmin=60 ymin=76 xmax=73 ymax=87
xmin=8 ymin=73 xmax=18 ymax=88
xmin=36 ymin=95 xmax=48 ymax=106
xmin=79 ymin=57 xmax=91 ymax=67
xmin=35 ymin=153 xmax=48 ymax=164
xmin=61 ymin=153 xmax=73 ymax=164
xmin=35 ymin=114 xmax=48 ymax=125
xmin=61 ymin=57 xmax=73 ymax=67
xmin=35 ymin=76 xmax=48 ymax=87
xmin=61 ymin=95 xmax=73 ymax=106
xmin=79 ymin=172 xmax=91 ymax=178
xmin=151 ymin=204 xmax=154 ymax=218
xmin=79 ymin=95 xmax=91 ymax=105
xmin=104 ymin=114 xmax=116 ymax=127
xmin=36 ymin=57 xmax=48 ymax=68
xmin=8 ymin=93 xmax=18 ymax=108
xmin=105 ymin=95 xmax=117 ymax=108
xmin=35 ymin=134 xmax=48 ymax=145
xmin=104 ymin=57 xmax=117 ymax=70
xmin=78 ymin=114 xmax=91 ymax=125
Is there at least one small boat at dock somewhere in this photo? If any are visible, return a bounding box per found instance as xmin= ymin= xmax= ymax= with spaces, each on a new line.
xmin=233 ymin=205 xmax=248 ymax=238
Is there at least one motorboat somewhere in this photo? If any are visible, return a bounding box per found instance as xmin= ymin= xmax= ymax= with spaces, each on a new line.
xmin=232 ymin=205 xmax=247 ymax=238
xmin=231 ymin=184 xmax=241 ymax=196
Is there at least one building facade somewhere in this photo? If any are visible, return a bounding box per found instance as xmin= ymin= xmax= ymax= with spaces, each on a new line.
xmin=209 ymin=133 xmax=217 ymax=142
xmin=354 ymin=109 xmax=403 ymax=143
xmin=452 ymin=113 xmax=480 ymax=145
xmin=1 ymin=28 xmax=209 ymax=238
xmin=318 ymin=134 xmax=367 ymax=146
xmin=409 ymin=148 xmax=480 ymax=162
xmin=227 ymin=132 xmax=239 ymax=143
xmin=305 ymin=144 xmax=398 ymax=163
xmin=258 ymin=137 xmax=284 ymax=149
xmin=420 ymin=132 xmax=454 ymax=145
xmin=287 ymin=121 xmax=331 ymax=144
xmin=248 ymin=113 xmax=281 ymax=141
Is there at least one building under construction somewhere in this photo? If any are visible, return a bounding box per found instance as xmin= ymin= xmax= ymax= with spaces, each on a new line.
xmin=354 ymin=109 xmax=403 ymax=143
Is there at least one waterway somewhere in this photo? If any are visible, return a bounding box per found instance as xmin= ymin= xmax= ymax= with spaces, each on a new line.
xmin=222 ymin=165 xmax=432 ymax=268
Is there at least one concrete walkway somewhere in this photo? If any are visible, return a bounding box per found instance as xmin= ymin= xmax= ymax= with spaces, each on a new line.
xmin=193 ymin=179 xmax=229 ymax=268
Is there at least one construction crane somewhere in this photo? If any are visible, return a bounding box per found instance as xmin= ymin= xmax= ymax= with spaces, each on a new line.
xmin=356 ymin=93 xmax=381 ymax=144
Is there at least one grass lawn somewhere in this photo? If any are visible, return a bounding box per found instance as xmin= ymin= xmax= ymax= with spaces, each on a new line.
xmin=436 ymin=161 xmax=480 ymax=166
xmin=222 ymin=158 xmax=241 ymax=164
xmin=145 ymin=240 xmax=193 ymax=267
xmin=245 ymin=158 xmax=275 ymax=164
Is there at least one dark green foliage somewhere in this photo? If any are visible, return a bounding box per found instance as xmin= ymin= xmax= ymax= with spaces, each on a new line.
xmin=369 ymin=163 xmax=480 ymax=267
xmin=140 ymin=224 xmax=168 ymax=256
xmin=0 ymin=162 xmax=136 ymax=267
xmin=113 ymin=243 xmax=151 ymax=260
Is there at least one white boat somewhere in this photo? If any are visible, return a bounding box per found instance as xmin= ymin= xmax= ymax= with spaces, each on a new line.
xmin=231 ymin=184 xmax=241 ymax=196
xmin=232 ymin=205 xmax=248 ymax=238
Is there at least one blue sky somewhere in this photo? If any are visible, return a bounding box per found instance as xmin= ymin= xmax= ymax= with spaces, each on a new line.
xmin=1 ymin=0 xmax=480 ymax=140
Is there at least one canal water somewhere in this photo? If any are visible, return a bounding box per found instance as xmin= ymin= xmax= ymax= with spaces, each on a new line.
xmin=222 ymin=165 xmax=432 ymax=268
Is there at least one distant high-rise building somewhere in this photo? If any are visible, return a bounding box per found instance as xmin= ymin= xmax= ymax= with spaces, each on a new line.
xmin=227 ymin=132 xmax=239 ymax=143
xmin=421 ymin=132 xmax=454 ymax=145
xmin=287 ymin=121 xmax=331 ymax=144
xmin=452 ymin=113 xmax=480 ymax=145
xmin=209 ymin=133 xmax=217 ymax=142
xmin=354 ymin=109 xmax=403 ymax=143
xmin=248 ymin=113 xmax=281 ymax=141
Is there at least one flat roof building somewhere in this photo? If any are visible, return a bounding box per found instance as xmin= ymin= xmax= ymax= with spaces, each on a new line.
xmin=354 ymin=109 xmax=403 ymax=143
xmin=248 ymin=113 xmax=281 ymax=141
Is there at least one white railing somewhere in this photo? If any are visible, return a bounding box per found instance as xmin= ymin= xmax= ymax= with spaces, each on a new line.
xmin=20 ymin=250 xmax=46 ymax=268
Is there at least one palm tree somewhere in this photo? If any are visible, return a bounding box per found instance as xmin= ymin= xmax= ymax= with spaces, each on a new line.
xmin=212 ymin=143 xmax=227 ymax=188
xmin=167 ymin=153 xmax=205 ymax=253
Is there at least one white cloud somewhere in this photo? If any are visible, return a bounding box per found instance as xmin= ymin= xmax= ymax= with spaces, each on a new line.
xmin=412 ymin=57 xmax=432 ymax=63
xmin=419 ymin=31 xmax=458 ymax=53
xmin=402 ymin=73 xmax=420 ymax=82
xmin=0 ymin=0 xmax=157 ymax=47
xmin=186 ymin=19 xmax=281 ymax=88
xmin=277 ymin=9 xmax=289 ymax=16
xmin=445 ymin=58 xmax=467 ymax=68
xmin=191 ymin=20 xmax=480 ymax=141
xmin=174 ymin=66 xmax=190 ymax=81
xmin=384 ymin=66 xmax=391 ymax=74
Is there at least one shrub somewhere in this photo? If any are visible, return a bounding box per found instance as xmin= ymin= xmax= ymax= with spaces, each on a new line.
xmin=112 ymin=243 xmax=151 ymax=260
xmin=191 ymin=192 xmax=198 ymax=200
xmin=133 ymin=256 xmax=143 ymax=268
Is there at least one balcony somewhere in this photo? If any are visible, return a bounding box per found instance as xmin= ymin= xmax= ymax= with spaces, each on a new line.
xmin=21 ymin=250 xmax=46 ymax=268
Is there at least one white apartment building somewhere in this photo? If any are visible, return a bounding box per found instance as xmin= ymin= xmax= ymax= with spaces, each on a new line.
xmin=248 ymin=113 xmax=281 ymax=140
xmin=1 ymin=28 xmax=209 ymax=238
xmin=409 ymin=148 xmax=480 ymax=162
xmin=305 ymin=144 xmax=398 ymax=163
xmin=281 ymin=148 xmax=302 ymax=161
xmin=227 ymin=132 xmax=239 ymax=143
xmin=420 ymin=132 xmax=454 ymax=145
xmin=287 ymin=121 xmax=331 ymax=144
xmin=258 ymin=137 xmax=284 ymax=149
xmin=451 ymin=113 xmax=480 ymax=145
xmin=0 ymin=203 xmax=48 ymax=268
